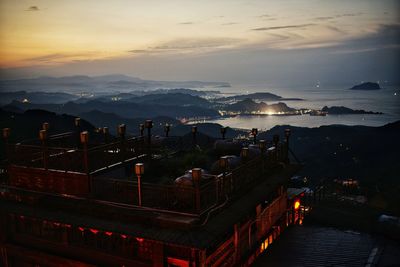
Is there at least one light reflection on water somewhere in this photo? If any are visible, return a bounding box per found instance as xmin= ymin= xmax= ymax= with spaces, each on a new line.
xmin=206 ymin=84 xmax=400 ymax=130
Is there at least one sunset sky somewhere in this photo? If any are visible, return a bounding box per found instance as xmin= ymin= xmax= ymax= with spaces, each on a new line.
xmin=0 ymin=0 xmax=399 ymax=85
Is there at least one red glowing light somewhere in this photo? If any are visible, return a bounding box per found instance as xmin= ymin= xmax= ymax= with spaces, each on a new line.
xmin=105 ymin=231 xmax=113 ymax=236
xmin=90 ymin=228 xmax=99 ymax=234
xmin=294 ymin=200 xmax=301 ymax=210
xmin=121 ymin=234 xmax=127 ymax=239
xmin=136 ymin=237 xmax=144 ymax=242
xmin=78 ymin=227 xmax=85 ymax=232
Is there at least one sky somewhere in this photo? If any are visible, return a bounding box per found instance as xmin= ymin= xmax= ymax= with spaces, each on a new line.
xmin=0 ymin=0 xmax=399 ymax=86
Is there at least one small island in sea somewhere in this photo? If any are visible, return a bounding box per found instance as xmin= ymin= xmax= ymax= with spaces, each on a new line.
xmin=321 ymin=106 xmax=383 ymax=115
xmin=350 ymin=82 xmax=381 ymax=90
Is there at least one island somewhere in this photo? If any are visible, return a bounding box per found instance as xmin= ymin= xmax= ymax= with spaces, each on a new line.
xmin=321 ymin=106 xmax=383 ymax=115
xmin=350 ymin=82 xmax=381 ymax=90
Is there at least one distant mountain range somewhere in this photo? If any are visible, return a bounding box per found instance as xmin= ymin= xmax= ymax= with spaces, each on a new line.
xmin=0 ymin=74 xmax=230 ymax=94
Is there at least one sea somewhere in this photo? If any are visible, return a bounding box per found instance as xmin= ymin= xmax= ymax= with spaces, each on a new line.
xmin=203 ymin=83 xmax=400 ymax=131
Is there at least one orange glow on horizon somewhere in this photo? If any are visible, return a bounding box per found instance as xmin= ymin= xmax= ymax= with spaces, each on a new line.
xmin=0 ymin=1 xmax=394 ymax=68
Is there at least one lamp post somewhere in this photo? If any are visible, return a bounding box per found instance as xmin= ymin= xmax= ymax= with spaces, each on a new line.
xmin=3 ymin=128 xmax=10 ymax=160
xmin=118 ymin=124 xmax=126 ymax=140
xmin=251 ymin=128 xmax=258 ymax=144
xmin=192 ymin=168 xmax=202 ymax=213
xmin=135 ymin=163 xmax=145 ymax=206
xmin=284 ymin=129 xmax=291 ymax=163
xmin=42 ymin=122 xmax=49 ymax=131
xmin=75 ymin=118 xmax=81 ymax=147
xmin=145 ymin=120 xmax=153 ymax=145
xmin=118 ymin=124 xmax=127 ymax=162
xmin=139 ymin=124 xmax=145 ymax=137
xmin=39 ymin=129 xmax=48 ymax=169
xmin=103 ymin=127 xmax=109 ymax=143
xmin=273 ymin=134 xmax=279 ymax=161
xmin=259 ymin=140 xmax=266 ymax=154
xmin=192 ymin=126 xmax=197 ymax=147
xmin=164 ymin=124 xmax=170 ymax=137
xmin=219 ymin=156 xmax=229 ymax=194
xmin=80 ymin=131 xmax=89 ymax=174
xmin=75 ymin=118 xmax=81 ymax=127
xmin=220 ymin=127 xmax=227 ymax=140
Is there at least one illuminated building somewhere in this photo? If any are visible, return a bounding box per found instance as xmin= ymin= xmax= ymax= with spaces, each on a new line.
xmin=0 ymin=120 xmax=302 ymax=266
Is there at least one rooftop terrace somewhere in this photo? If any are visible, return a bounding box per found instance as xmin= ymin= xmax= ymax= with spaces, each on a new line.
xmin=1 ymin=119 xmax=295 ymax=219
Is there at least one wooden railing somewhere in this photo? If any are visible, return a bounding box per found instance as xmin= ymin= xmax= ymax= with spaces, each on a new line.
xmin=91 ymin=175 xmax=218 ymax=214
xmin=6 ymin=136 xmax=147 ymax=173
xmin=4 ymin=135 xmax=290 ymax=215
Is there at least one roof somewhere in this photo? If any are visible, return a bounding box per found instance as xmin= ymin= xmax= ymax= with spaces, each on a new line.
xmin=0 ymin=164 xmax=300 ymax=249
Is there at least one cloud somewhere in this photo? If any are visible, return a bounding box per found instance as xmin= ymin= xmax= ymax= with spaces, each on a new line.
xmin=127 ymin=50 xmax=148 ymax=53
xmin=221 ymin=22 xmax=238 ymax=26
xmin=126 ymin=37 xmax=244 ymax=56
xmin=178 ymin=22 xmax=194 ymax=25
xmin=313 ymin=16 xmax=335 ymax=21
xmin=26 ymin=6 xmax=40 ymax=11
xmin=28 ymin=54 xmax=67 ymax=62
xmin=25 ymin=52 xmax=100 ymax=64
xmin=335 ymin=12 xmax=363 ymax=18
xmin=330 ymin=24 xmax=400 ymax=54
xmin=251 ymin=24 xmax=315 ymax=31
xmin=256 ymin=14 xmax=277 ymax=21
xmin=257 ymin=14 xmax=272 ymax=18
xmin=151 ymin=37 xmax=243 ymax=51
xmin=325 ymin=25 xmax=346 ymax=34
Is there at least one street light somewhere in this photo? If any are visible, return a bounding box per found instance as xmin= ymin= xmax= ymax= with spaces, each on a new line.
xmin=220 ymin=127 xmax=227 ymax=140
xmin=42 ymin=122 xmax=49 ymax=131
xmin=251 ymin=128 xmax=258 ymax=144
xmin=135 ymin=163 xmax=145 ymax=206
xmin=118 ymin=124 xmax=126 ymax=139
xmin=75 ymin=117 xmax=81 ymax=127
xmin=164 ymin=124 xmax=170 ymax=137
xmin=103 ymin=127 xmax=109 ymax=143
xmin=192 ymin=126 xmax=197 ymax=146
xmin=259 ymin=140 xmax=266 ymax=154
xmin=80 ymin=131 xmax=89 ymax=173
xmin=145 ymin=120 xmax=153 ymax=144
xmin=139 ymin=124 xmax=145 ymax=137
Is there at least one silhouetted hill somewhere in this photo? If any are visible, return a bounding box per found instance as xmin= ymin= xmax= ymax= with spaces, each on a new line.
xmin=0 ymin=108 xmax=95 ymax=144
xmin=125 ymin=93 xmax=211 ymax=107
xmin=216 ymin=92 xmax=302 ymax=102
xmin=322 ymin=106 xmax=383 ymax=115
xmin=262 ymin=122 xmax=399 ymax=180
xmin=260 ymin=122 xmax=400 ymax=213
xmin=0 ymin=75 xmax=230 ymax=93
xmin=79 ymin=110 xmax=180 ymax=135
xmin=3 ymin=99 xmax=219 ymax=119
xmin=0 ymin=91 xmax=79 ymax=105
xmin=350 ymin=82 xmax=381 ymax=90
